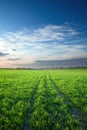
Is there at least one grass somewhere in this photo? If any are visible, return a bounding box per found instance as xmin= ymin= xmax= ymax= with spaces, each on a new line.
xmin=0 ymin=68 xmax=87 ymax=130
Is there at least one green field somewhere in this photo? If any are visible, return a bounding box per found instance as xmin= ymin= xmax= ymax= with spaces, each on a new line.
xmin=0 ymin=68 xmax=87 ymax=130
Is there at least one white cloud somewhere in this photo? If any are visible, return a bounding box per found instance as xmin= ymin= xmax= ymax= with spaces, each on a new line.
xmin=0 ymin=24 xmax=87 ymax=67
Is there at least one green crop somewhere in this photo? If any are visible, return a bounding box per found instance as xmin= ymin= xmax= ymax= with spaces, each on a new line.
xmin=0 ymin=68 xmax=87 ymax=130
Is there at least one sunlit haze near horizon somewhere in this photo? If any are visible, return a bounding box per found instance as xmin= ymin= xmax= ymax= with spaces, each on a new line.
xmin=0 ymin=0 xmax=87 ymax=68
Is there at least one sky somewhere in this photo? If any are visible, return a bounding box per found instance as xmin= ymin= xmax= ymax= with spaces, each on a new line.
xmin=0 ymin=0 xmax=87 ymax=68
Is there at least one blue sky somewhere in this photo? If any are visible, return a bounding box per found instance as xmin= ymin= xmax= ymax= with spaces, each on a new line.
xmin=0 ymin=0 xmax=87 ymax=68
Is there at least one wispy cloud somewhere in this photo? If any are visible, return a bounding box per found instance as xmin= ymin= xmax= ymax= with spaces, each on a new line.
xmin=8 ymin=58 xmax=22 ymax=61
xmin=0 ymin=23 xmax=87 ymax=67
xmin=0 ymin=52 xmax=9 ymax=56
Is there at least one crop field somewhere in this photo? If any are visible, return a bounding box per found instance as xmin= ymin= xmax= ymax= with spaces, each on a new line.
xmin=0 ymin=68 xmax=87 ymax=130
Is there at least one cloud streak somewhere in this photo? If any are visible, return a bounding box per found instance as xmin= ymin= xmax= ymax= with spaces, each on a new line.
xmin=0 ymin=23 xmax=87 ymax=68
xmin=0 ymin=52 xmax=9 ymax=56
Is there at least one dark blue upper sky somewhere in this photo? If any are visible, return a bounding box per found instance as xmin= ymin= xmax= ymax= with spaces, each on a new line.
xmin=0 ymin=0 xmax=87 ymax=31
